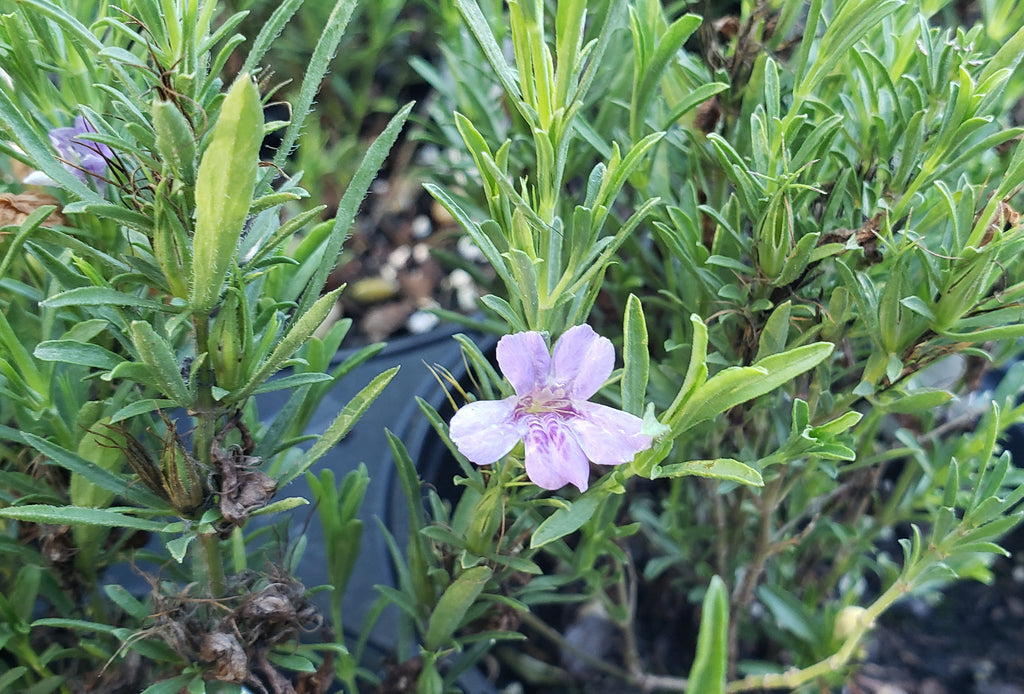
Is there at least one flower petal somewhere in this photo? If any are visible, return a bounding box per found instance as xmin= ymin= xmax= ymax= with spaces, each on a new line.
xmin=552 ymin=324 xmax=614 ymax=400
xmin=497 ymin=331 xmax=551 ymax=396
xmin=570 ymin=402 xmax=652 ymax=465
xmin=449 ymin=397 xmax=520 ymax=465
xmin=522 ymin=414 xmax=591 ymax=492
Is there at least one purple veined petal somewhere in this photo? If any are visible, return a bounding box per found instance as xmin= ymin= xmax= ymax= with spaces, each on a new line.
xmin=448 ymin=397 xmax=520 ymax=465
xmin=521 ymin=413 xmax=591 ymax=492
xmin=496 ymin=330 xmax=551 ymax=396
xmin=551 ymin=324 xmax=614 ymax=400
xmin=570 ymin=402 xmax=652 ymax=466
xmin=50 ymin=117 xmax=112 ymax=183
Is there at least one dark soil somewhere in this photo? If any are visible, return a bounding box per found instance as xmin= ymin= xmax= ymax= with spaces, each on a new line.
xmin=855 ymin=525 xmax=1024 ymax=694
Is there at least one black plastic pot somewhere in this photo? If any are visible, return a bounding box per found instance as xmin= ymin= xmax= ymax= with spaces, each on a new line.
xmin=272 ymin=324 xmax=498 ymax=691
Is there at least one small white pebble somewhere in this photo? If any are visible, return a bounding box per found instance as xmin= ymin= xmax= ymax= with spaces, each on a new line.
xmin=456 ymin=283 xmax=478 ymax=312
xmin=379 ymin=264 xmax=398 ymax=283
xmin=407 ymin=309 xmax=440 ymax=334
xmin=457 ymin=236 xmax=486 ymax=263
xmin=412 ymin=242 xmax=431 ymax=264
xmin=388 ymin=245 xmax=411 ymax=268
xmin=411 ymin=214 xmax=433 ymax=239
xmin=447 ymin=268 xmax=473 ymax=288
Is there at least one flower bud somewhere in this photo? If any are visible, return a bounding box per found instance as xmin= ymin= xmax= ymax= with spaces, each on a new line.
xmin=755 ymin=194 xmax=792 ymax=280
xmin=833 ymin=605 xmax=870 ymax=641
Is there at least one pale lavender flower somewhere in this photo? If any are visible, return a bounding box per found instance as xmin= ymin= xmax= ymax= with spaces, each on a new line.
xmin=48 ymin=116 xmax=113 ymax=184
xmin=449 ymin=324 xmax=652 ymax=492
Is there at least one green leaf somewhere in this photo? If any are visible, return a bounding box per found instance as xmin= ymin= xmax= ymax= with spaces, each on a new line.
xmin=277 ymin=367 xmax=399 ymax=485
xmin=621 ymin=294 xmax=649 ymax=417
xmin=249 ymin=372 xmax=333 ymax=395
xmin=670 ymin=343 xmax=834 ymax=435
xmin=758 ymin=584 xmax=817 ymax=642
xmin=875 ymin=389 xmax=953 ymax=414
xmin=152 ymin=98 xmax=196 ymax=185
xmin=687 ymin=575 xmax=728 ymax=694
xmin=755 ymin=301 xmax=791 ymax=362
xmin=123 ymin=321 xmax=192 ymax=407
xmin=40 ymin=287 xmax=171 ymax=312
xmin=165 ymin=535 xmax=194 ymax=563
xmin=33 ymin=340 xmax=124 ymax=371
xmin=266 ymin=651 xmax=317 ymax=673
xmin=103 ymin=584 xmax=149 ymax=621
xmin=139 ymin=674 xmax=199 ymax=694
xmin=191 ymin=75 xmax=262 ymax=313
xmin=630 ymin=13 xmax=702 ymax=142
xmin=0 ymin=505 xmax=169 ymax=532
xmin=454 ymin=0 xmax=522 ymax=102
xmin=291 ymin=102 xmax=412 ymax=322
xmin=271 ymin=0 xmax=359 ymax=171
xmin=652 ymin=459 xmax=763 ymax=486
xmin=234 ymin=287 xmax=344 ymax=402
xmin=239 ymin=0 xmax=304 ymax=76
xmin=0 ymin=668 xmax=29 ymax=692
xmin=531 ymin=494 xmax=600 ymax=549
xmin=424 ymin=565 xmax=493 ymax=651
xmin=9 ymin=428 xmax=169 ymax=510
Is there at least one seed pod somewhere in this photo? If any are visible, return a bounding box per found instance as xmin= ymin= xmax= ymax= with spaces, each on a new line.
xmin=755 ymin=193 xmax=792 ymax=280
xmin=158 ymin=414 xmax=204 ymax=517
xmin=106 ymin=423 xmax=169 ymax=501
xmin=208 ymin=290 xmax=245 ymax=391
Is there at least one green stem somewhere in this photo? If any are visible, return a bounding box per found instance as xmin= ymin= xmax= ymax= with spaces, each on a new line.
xmin=726 ymin=576 xmax=912 ymax=692
xmin=191 ymin=312 xmax=225 ymax=597
xmin=197 ymin=531 xmax=226 ymax=597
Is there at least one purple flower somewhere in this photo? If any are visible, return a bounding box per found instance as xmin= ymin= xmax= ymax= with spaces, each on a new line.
xmin=49 ymin=116 xmax=113 ymax=184
xmin=449 ymin=324 xmax=652 ymax=492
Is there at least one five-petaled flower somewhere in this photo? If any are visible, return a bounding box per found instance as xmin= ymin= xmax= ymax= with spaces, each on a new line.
xmin=449 ymin=324 xmax=652 ymax=492
xmin=49 ymin=116 xmax=113 ymax=184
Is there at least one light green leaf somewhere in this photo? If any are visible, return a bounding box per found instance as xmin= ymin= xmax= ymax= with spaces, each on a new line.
xmin=125 ymin=321 xmax=192 ymax=406
xmin=277 ymin=367 xmax=399 ymax=485
xmin=191 ymin=75 xmax=262 ymax=313
xmin=652 ymin=459 xmax=763 ymax=487
xmin=424 ymin=565 xmax=493 ymax=651
xmin=687 ymin=575 xmax=728 ymax=694
xmin=622 ymin=294 xmax=649 ymax=417
xmin=0 ymin=504 xmax=169 ymax=531
xmin=34 ymin=340 xmax=124 ymax=371
xmin=39 ymin=287 xmax=169 ymax=312
xmin=670 ymin=343 xmax=834 ymax=435
xmin=531 ymin=494 xmax=601 ymax=549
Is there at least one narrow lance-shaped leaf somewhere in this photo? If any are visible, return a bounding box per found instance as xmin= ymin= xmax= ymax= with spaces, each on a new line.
xmin=621 ymin=294 xmax=649 ymax=417
xmin=687 ymin=575 xmax=728 ymax=694
xmin=424 ymin=565 xmax=493 ymax=650
xmin=290 ymin=102 xmax=413 ymax=323
xmin=277 ymin=367 xmax=399 ymax=485
xmin=126 ymin=321 xmax=192 ymax=407
xmin=234 ymin=286 xmax=345 ymax=403
xmin=531 ymin=494 xmax=600 ymax=549
xmin=669 ymin=342 xmax=834 ymax=436
xmin=191 ymin=75 xmax=262 ymax=314
xmin=0 ymin=504 xmax=171 ymax=532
